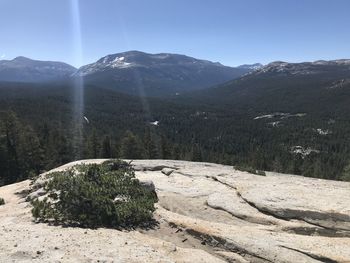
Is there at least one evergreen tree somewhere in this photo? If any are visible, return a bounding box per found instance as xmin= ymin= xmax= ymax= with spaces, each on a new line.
xmin=3 ymin=111 xmax=21 ymax=183
xmin=0 ymin=112 xmax=43 ymax=183
xmin=20 ymin=125 xmax=44 ymax=176
xmin=161 ymin=136 xmax=172 ymax=159
xmin=87 ymin=129 xmax=100 ymax=159
xmin=272 ymin=157 xmax=283 ymax=172
xmin=101 ymin=136 xmax=112 ymax=158
xmin=143 ymin=128 xmax=159 ymax=159
xmin=120 ymin=131 xmax=145 ymax=159
xmin=341 ymin=162 xmax=350 ymax=181
xmin=191 ymin=144 xmax=202 ymax=162
xmin=172 ymin=144 xmax=181 ymax=160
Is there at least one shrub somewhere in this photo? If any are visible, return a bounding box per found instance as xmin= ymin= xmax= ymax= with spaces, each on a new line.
xmin=340 ymin=163 xmax=350 ymax=182
xmin=0 ymin=197 xmax=4 ymax=205
xmin=235 ymin=165 xmax=266 ymax=176
xmin=256 ymin=170 xmax=266 ymax=176
xmin=31 ymin=160 xmax=158 ymax=228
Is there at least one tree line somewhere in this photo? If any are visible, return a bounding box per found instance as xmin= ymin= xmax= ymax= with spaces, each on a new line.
xmin=1 ymin=108 xmax=350 ymax=186
xmin=0 ymin=111 xmax=203 ymax=185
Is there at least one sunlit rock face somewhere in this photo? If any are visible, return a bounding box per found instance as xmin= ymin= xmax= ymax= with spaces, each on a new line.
xmin=1 ymin=159 xmax=350 ymax=262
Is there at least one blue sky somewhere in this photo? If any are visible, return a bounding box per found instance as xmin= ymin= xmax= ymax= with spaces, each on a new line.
xmin=1 ymin=0 xmax=349 ymax=67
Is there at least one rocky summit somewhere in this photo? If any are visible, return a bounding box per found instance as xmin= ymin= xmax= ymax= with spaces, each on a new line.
xmin=1 ymin=159 xmax=350 ymax=262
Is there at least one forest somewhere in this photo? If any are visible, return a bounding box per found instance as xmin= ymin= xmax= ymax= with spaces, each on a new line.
xmin=1 ymin=79 xmax=350 ymax=186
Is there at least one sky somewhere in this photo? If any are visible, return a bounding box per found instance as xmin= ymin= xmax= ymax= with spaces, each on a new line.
xmin=1 ymin=0 xmax=350 ymax=68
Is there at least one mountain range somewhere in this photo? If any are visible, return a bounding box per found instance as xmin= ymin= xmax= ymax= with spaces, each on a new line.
xmin=2 ymin=51 xmax=349 ymax=100
xmin=0 ymin=51 xmax=255 ymax=96
xmin=2 ymin=51 xmax=350 ymax=121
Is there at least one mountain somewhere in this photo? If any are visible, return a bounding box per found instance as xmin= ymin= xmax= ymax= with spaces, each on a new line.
xmin=192 ymin=59 xmax=350 ymax=115
xmin=75 ymin=51 xmax=251 ymax=96
xmin=0 ymin=56 xmax=76 ymax=82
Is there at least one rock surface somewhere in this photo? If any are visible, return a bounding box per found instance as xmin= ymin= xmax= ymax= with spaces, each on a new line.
xmin=1 ymin=159 xmax=350 ymax=262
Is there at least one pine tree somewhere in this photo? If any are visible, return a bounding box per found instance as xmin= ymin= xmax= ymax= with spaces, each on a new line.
xmin=0 ymin=112 xmax=44 ymax=183
xmin=120 ymin=131 xmax=145 ymax=159
xmin=143 ymin=128 xmax=159 ymax=159
xmin=3 ymin=111 xmax=21 ymax=183
xmin=87 ymin=129 xmax=100 ymax=159
xmin=172 ymin=144 xmax=181 ymax=160
xmin=101 ymin=136 xmax=112 ymax=158
xmin=191 ymin=144 xmax=202 ymax=162
xmin=20 ymin=125 xmax=44 ymax=176
xmin=272 ymin=157 xmax=283 ymax=172
xmin=161 ymin=136 xmax=172 ymax=159
xmin=341 ymin=162 xmax=350 ymax=181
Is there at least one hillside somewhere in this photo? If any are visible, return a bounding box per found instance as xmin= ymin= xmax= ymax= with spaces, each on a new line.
xmin=1 ymin=160 xmax=349 ymax=262
xmin=187 ymin=59 xmax=350 ymax=114
xmin=174 ymin=59 xmax=350 ymax=179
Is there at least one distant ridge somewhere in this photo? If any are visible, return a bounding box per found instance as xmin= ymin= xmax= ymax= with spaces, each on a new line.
xmin=0 ymin=56 xmax=76 ymax=82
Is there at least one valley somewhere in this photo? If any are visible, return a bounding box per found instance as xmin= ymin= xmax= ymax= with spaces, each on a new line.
xmin=1 ymin=55 xmax=350 ymax=184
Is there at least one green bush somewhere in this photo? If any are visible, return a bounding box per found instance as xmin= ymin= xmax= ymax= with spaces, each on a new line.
xmin=31 ymin=160 xmax=158 ymax=228
xmin=256 ymin=170 xmax=266 ymax=176
xmin=0 ymin=197 xmax=4 ymax=205
xmin=340 ymin=163 xmax=350 ymax=182
xmin=235 ymin=165 xmax=266 ymax=176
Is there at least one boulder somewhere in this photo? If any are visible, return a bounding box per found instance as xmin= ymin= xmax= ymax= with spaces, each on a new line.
xmin=139 ymin=180 xmax=156 ymax=192
xmin=26 ymin=188 xmax=47 ymax=201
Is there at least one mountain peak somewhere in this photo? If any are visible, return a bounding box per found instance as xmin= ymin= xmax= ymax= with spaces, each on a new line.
xmin=13 ymin=56 xmax=32 ymax=62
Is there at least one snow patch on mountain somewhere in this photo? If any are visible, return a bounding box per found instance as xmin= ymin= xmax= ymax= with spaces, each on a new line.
xmin=237 ymin=63 xmax=263 ymax=71
xmin=76 ymin=55 xmax=136 ymax=76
